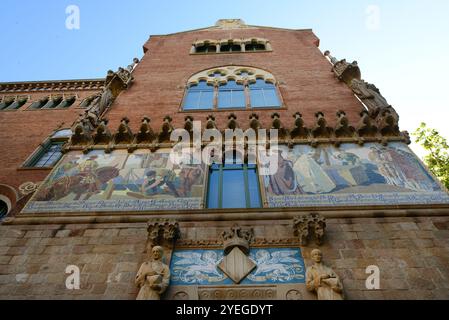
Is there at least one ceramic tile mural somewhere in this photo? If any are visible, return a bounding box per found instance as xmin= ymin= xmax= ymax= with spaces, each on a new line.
xmin=170 ymin=248 xmax=306 ymax=286
xmin=23 ymin=149 xmax=206 ymax=213
xmin=261 ymin=142 xmax=449 ymax=207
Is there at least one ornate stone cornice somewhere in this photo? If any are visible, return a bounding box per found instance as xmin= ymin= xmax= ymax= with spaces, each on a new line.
xmin=0 ymin=79 xmax=105 ymax=94
xmin=66 ymin=111 xmax=410 ymax=153
xmin=176 ymin=237 xmax=301 ymax=249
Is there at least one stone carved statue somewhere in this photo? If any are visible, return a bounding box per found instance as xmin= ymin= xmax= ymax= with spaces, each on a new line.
xmin=350 ymin=79 xmax=391 ymax=112
xmin=135 ymin=246 xmax=171 ymax=300
xmin=306 ymin=249 xmax=344 ymax=300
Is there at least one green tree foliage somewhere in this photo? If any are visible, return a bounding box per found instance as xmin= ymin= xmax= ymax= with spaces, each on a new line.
xmin=413 ymin=123 xmax=449 ymax=190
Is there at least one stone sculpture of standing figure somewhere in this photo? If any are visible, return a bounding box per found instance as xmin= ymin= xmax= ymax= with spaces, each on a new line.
xmin=306 ymin=249 xmax=344 ymax=300
xmin=135 ymin=246 xmax=171 ymax=300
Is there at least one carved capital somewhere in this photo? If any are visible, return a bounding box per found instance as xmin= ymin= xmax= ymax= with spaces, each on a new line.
xmin=147 ymin=219 xmax=180 ymax=248
xmin=293 ymin=214 xmax=327 ymax=246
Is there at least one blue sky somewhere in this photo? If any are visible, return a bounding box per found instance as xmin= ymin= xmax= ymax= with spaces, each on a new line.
xmin=1 ymin=0 xmax=448 ymax=155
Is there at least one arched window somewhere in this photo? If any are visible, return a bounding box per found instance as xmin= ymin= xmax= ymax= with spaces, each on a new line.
xmin=218 ymin=80 xmax=246 ymax=109
xmin=249 ymin=79 xmax=281 ymax=108
xmin=182 ymin=66 xmax=282 ymax=110
xmin=220 ymin=41 xmax=241 ymax=53
xmin=24 ymin=129 xmax=72 ymax=168
xmin=195 ymin=43 xmax=217 ymax=54
xmin=245 ymin=41 xmax=266 ymax=52
xmin=183 ymin=80 xmax=214 ymax=110
xmin=192 ymin=38 xmax=270 ymax=54
xmin=28 ymin=95 xmax=77 ymax=110
xmin=0 ymin=96 xmax=28 ymax=111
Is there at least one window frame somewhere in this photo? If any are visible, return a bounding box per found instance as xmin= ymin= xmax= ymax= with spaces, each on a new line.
xmin=191 ymin=39 xmax=272 ymax=55
xmin=217 ymin=80 xmax=246 ymax=110
xmin=182 ymin=81 xmax=215 ymax=111
xmin=21 ymin=129 xmax=72 ymax=169
xmin=0 ymin=96 xmax=29 ymax=112
xmin=195 ymin=44 xmax=217 ymax=54
xmin=245 ymin=42 xmax=266 ymax=52
xmin=249 ymin=79 xmax=282 ymax=109
xmin=181 ymin=79 xmax=283 ymax=111
xmin=0 ymin=199 xmax=9 ymax=221
xmin=27 ymin=94 xmax=79 ymax=111
xmin=206 ymin=162 xmax=262 ymax=209
xmin=28 ymin=141 xmax=65 ymax=168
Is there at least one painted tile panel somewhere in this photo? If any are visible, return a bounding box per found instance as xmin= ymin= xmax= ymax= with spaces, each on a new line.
xmin=23 ymin=149 xmax=206 ymax=213
xmin=261 ymin=142 xmax=449 ymax=207
xmin=170 ymin=248 xmax=306 ymax=286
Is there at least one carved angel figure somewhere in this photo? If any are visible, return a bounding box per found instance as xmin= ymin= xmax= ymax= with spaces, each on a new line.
xmin=172 ymin=251 xmax=225 ymax=284
xmin=248 ymin=250 xmax=302 ymax=282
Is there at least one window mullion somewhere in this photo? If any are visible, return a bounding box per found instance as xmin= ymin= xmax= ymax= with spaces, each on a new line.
xmin=218 ymin=165 xmax=224 ymax=208
xmin=243 ymin=164 xmax=250 ymax=208
xmin=196 ymin=91 xmax=201 ymax=110
xmin=214 ymin=85 xmax=218 ymax=110
xmin=262 ymin=88 xmax=267 ymax=107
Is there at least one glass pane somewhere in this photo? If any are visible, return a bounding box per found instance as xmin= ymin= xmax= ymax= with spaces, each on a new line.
xmin=219 ymin=81 xmax=245 ymax=109
xmin=42 ymin=100 xmax=56 ymax=109
xmin=183 ymin=91 xmax=200 ymax=110
xmin=220 ymin=45 xmax=231 ymax=52
xmin=207 ymin=46 xmax=217 ymax=53
xmin=218 ymin=91 xmax=232 ymax=109
xmin=231 ymin=45 xmax=241 ymax=52
xmin=0 ymin=100 xmax=14 ymax=110
xmin=196 ymin=46 xmax=207 ymax=53
xmin=57 ymin=98 xmax=75 ymax=109
xmin=252 ymin=79 xmax=273 ymax=88
xmin=233 ymin=90 xmax=246 ymax=108
xmin=52 ymin=129 xmax=72 ymax=139
xmin=222 ymin=169 xmax=246 ymax=209
xmin=248 ymin=168 xmax=262 ymax=208
xmin=264 ymin=88 xmax=281 ymax=107
xmin=207 ymin=169 xmax=220 ymax=209
xmin=198 ymin=90 xmax=214 ymax=109
xmin=13 ymin=99 xmax=28 ymax=110
xmin=5 ymin=101 xmax=20 ymax=110
xmin=33 ymin=143 xmax=63 ymax=168
xmin=0 ymin=201 xmax=7 ymax=219
xmin=195 ymin=81 xmax=212 ymax=90
xmin=250 ymin=89 xmax=265 ymax=107
xmin=221 ymin=80 xmax=240 ymax=89
xmin=29 ymin=100 xmax=46 ymax=109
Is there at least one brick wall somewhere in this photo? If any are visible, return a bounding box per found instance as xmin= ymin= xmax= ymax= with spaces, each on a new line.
xmin=106 ymin=28 xmax=364 ymax=133
xmin=0 ymin=90 xmax=100 ymax=191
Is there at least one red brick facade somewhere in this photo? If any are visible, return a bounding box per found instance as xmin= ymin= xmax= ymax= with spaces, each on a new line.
xmin=108 ymin=27 xmax=363 ymax=131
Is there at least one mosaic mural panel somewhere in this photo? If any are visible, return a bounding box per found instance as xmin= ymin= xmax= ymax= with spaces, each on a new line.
xmin=261 ymin=142 xmax=449 ymax=207
xmin=170 ymin=248 xmax=306 ymax=286
xmin=23 ymin=149 xmax=206 ymax=213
